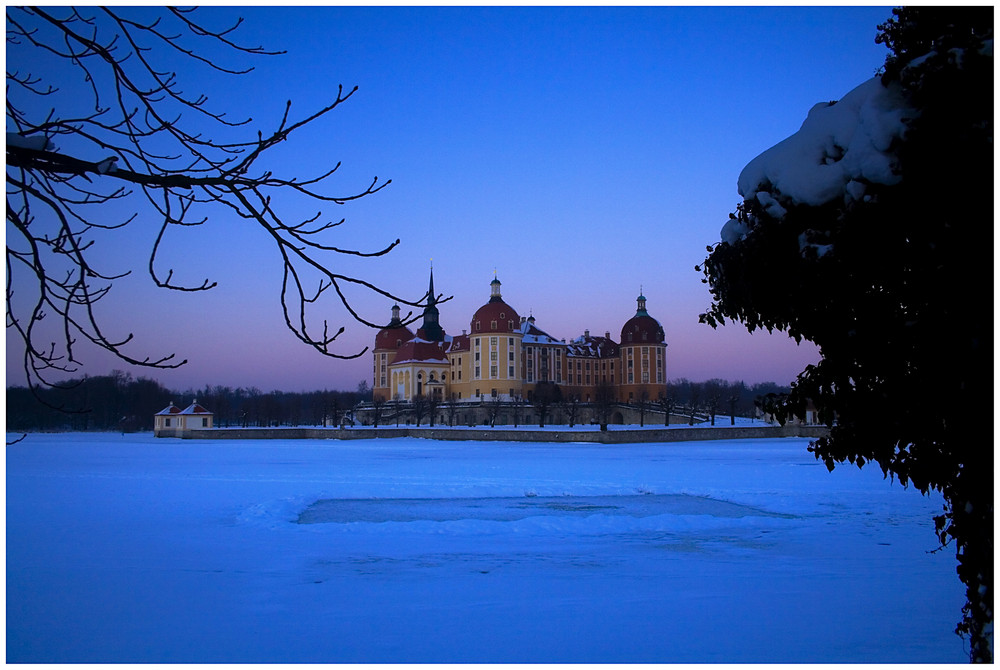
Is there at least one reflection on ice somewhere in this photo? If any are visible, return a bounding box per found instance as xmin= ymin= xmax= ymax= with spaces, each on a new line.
xmin=297 ymin=493 xmax=797 ymax=524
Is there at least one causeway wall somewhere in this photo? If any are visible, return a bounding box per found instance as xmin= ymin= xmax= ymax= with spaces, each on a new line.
xmin=158 ymin=424 xmax=828 ymax=444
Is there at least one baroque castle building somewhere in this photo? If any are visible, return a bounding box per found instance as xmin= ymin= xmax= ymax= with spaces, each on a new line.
xmin=373 ymin=271 xmax=667 ymax=404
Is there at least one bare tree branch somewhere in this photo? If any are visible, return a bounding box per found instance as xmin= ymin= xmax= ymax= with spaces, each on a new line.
xmin=6 ymin=6 xmax=446 ymax=401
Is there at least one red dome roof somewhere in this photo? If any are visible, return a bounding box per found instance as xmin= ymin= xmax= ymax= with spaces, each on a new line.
xmin=620 ymin=294 xmax=665 ymax=344
xmin=471 ymin=300 xmax=520 ymax=334
xmin=471 ymin=276 xmax=520 ymax=334
xmin=620 ymin=314 xmax=664 ymax=344
xmin=375 ymin=324 xmax=414 ymax=351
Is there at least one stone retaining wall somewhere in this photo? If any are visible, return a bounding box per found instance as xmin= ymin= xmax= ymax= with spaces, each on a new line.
xmin=161 ymin=424 xmax=828 ymax=444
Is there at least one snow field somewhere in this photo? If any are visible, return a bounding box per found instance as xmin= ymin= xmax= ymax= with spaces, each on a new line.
xmin=6 ymin=432 xmax=966 ymax=662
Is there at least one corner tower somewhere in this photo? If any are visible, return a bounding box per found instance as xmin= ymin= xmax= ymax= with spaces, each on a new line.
xmin=619 ymin=291 xmax=667 ymax=402
xmin=469 ymin=274 xmax=523 ymax=400
xmin=373 ymin=303 xmax=415 ymax=401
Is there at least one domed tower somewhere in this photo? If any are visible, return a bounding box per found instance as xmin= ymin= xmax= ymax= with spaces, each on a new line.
xmin=372 ymin=303 xmax=414 ymax=401
xmin=469 ymin=275 xmax=523 ymax=400
xmin=619 ymin=291 xmax=667 ymax=402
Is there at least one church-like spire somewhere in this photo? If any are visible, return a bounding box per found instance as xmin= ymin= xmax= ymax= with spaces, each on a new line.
xmin=419 ymin=263 xmax=444 ymax=341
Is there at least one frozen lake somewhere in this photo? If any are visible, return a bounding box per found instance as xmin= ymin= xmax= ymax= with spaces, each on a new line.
xmin=6 ymin=432 xmax=966 ymax=663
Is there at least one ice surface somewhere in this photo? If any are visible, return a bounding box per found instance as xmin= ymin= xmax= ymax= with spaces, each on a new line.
xmin=6 ymin=432 xmax=966 ymax=663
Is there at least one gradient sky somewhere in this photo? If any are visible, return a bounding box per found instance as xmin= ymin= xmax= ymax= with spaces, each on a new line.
xmin=6 ymin=5 xmax=896 ymax=393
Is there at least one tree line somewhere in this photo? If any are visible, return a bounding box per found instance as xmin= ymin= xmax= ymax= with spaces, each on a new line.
xmin=6 ymin=372 xmax=373 ymax=433
xmin=6 ymin=374 xmax=789 ymax=433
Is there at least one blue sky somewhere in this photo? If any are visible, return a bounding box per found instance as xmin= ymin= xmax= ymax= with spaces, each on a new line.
xmin=6 ymin=5 xmax=896 ymax=392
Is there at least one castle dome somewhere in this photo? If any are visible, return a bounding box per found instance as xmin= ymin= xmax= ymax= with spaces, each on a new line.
xmin=471 ymin=276 xmax=520 ymax=334
xmin=374 ymin=304 xmax=415 ymax=350
xmin=620 ymin=293 xmax=665 ymax=344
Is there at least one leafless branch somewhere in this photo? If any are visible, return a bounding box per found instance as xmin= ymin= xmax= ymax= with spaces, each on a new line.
xmin=6 ymin=6 xmax=445 ymax=399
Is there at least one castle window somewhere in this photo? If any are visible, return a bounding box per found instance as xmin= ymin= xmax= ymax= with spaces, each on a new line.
xmin=491 ymin=337 xmax=498 ymax=346
xmin=508 ymin=320 xmax=514 ymax=329
xmin=508 ymin=338 xmax=514 ymax=346
xmin=500 ymin=312 xmax=505 ymax=319
xmin=475 ymin=321 xmax=481 ymax=332
xmin=508 ymin=365 xmax=514 ymax=377
xmin=490 ymin=365 xmax=498 ymax=378
xmin=508 ymin=351 xmax=514 ymax=361
xmin=491 ymin=320 xmax=497 ymax=330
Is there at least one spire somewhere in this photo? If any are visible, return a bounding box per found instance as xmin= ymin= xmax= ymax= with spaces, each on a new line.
xmin=426 ymin=261 xmax=436 ymax=307
xmin=418 ymin=263 xmax=444 ymax=341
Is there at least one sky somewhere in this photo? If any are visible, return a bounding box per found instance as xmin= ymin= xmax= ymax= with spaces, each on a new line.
xmin=6 ymin=5 xmax=897 ymax=393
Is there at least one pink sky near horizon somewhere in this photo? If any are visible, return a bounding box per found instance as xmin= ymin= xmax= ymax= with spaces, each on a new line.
xmin=7 ymin=6 xmax=896 ymax=393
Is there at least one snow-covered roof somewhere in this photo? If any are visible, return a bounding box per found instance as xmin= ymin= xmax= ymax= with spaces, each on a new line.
xmin=179 ymin=402 xmax=212 ymax=415
xmin=519 ymin=319 xmax=561 ymax=345
xmin=155 ymin=403 xmax=181 ymax=416
xmin=567 ymin=333 xmax=619 ymax=359
xmin=390 ymin=338 xmax=450 ymax=365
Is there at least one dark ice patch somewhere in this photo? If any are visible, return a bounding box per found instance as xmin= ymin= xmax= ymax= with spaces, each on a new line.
xmin=297 ymin=493 xmax=795 ymax=524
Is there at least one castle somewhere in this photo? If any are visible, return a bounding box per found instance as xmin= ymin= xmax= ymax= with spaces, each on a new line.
xmin=373 ymin=270 xmax=667 ymax=404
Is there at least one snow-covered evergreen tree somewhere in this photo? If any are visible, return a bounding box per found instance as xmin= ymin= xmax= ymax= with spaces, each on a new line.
xmin=699 ymin=7 xmax=992 ymax=661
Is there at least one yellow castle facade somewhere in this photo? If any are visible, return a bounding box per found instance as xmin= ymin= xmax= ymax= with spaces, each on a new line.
xmin=373 ymin=271 xmax=668 ymax=405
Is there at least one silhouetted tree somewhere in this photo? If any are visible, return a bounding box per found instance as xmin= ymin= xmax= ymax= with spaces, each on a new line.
xmin=562 ymin=396 xmax=581 ymax=428
xmin=658 ymin=393 xmax=676 ymax=427
xmin=698 ymin=7 xmax=992 ymax=660
xmin=485 ymin=395 xmax=503 ymax=427
xmin=410 ymin=395 xmax=427 ymax=427
xmin=370 ymin=394 xmax=386 ymax=428
xmin=687 ymin=383 xmax=701 ymax=426
xmin=7 ymin=7 xmax=444 ymax=408
xmin=531 ymin=383 xmax=561 ymax=428
xmin=636 ymin=390 xmax=649 ymax=427
xmin=592 ymin=381 xmax=616 ymax=431
xmin=444 ymin=394 xmax=461 ymax=427
xmin=426 ymin=394 xmax=441 ymax=427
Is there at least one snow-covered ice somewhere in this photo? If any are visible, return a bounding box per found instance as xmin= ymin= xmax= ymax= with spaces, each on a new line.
xmin=6 ymin=432 xmax=966 ymax=663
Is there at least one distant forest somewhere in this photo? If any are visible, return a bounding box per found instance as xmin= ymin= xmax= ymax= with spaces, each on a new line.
xmin=6 ymin=372 xmax=790 ymax=433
